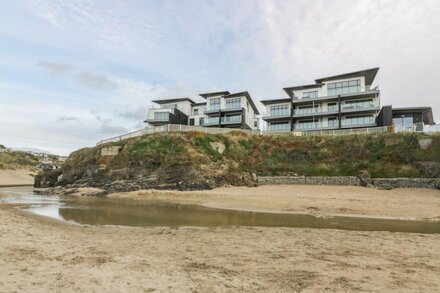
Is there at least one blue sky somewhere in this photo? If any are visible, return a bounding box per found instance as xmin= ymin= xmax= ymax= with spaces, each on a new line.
xmin=1 ymin=0 xmax=439 ymax=155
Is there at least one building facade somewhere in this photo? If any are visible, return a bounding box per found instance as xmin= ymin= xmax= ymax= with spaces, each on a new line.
xmin=262 ymin=68 xmax=381 ymax=132
xmin=146 ymin=91 xmax=260 ymax=130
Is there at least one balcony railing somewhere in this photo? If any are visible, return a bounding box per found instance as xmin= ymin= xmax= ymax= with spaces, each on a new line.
xmin=341 ymin=102 xmax=379 ymax=111
xmin=293 ymin=108 xmax=339 ymax=116
xmin=294 ymin=122 xmax=339 ymax=130
xmin=221 ymin=116 xmax=242 ymax=123
xmin=203 ymin=117 xmax=220 ymax=125
xmin=225 ymin=103 xmax=241 ymax=110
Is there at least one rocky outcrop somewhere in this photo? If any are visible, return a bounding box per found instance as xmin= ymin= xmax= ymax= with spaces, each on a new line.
xmin=357 ymin=170 xmax=373 ymax=188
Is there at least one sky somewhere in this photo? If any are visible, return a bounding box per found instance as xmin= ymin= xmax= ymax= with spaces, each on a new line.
xmin=0 ymin=0 xmax=439 ymax=155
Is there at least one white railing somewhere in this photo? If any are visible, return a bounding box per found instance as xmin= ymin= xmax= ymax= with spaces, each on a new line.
xmin=96 ymin=124 xmax=395 ymax=145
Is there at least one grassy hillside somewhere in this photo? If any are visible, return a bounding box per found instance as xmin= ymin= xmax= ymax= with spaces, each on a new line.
xmin=66 ymin=131 xmax=439 ymax=179
xmin=0 ymin=146 xmax=39 ymax=170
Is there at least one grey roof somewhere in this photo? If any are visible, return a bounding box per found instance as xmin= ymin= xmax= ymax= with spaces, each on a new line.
xmin=225 ymin=91 xmax=260 ymax=115
xmin=283 ymin=83 xmax=324 ymax=92
xmin=260 ymin=98 xmax=291 ymax=105
xmin=199 ymin=91 xmax=230 ymax=99
xmin=315 ymin=67 xmax=379 ymax=85
xmin=151 ymin=97 xmax=196 ymax=104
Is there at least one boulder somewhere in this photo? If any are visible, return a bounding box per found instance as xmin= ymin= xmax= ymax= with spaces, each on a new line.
xmin=357 ymin=170 xmax=373 ymax=188
xmin=418 ymin=138 xmax=432 ymax=150
xmin=209 ymin=142 xmax=226 ymax=154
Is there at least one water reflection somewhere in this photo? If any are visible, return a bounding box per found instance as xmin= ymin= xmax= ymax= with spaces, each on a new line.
xmin=1 ymin=187 xmax=440 ymax=233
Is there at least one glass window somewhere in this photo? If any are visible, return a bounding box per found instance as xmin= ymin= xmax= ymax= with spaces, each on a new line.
xmin=296 ymin=105 xmax=318 ymax=114
xmin=162 ymin=103 xmax=177 ymax=109
xmin=297 ymin=119 xmax=319 ymax=129
xmin=270 ymin=104 xmax=290 ymax=116
xmin=328 ymin=79 xmax=360 ymax=96
xmin=328 ymin=117 xmax=338 ymax=127
xmin=210 ymin=98 xmax=221 ymax=110
xmin=342 ymin=99 xmax=374 ymax=110
xmin=193 ymin=109 xmax=199 ymax=115
xmin=343 ymin=115 xmax=374 ymax=126
xmin=225 ymin=98 xmax=241 ymax=109
xmin=303 ymin=91 xmax=318 ymax=98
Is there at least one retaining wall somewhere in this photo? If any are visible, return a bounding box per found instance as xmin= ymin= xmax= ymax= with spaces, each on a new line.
xmin=258 ymin=176 xmax=438 ymax=189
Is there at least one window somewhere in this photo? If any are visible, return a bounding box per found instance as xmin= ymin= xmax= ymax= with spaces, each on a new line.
xmin=162 ymin=103 xmax=177 ymax=109
xmin=270 ymin=104 xmax=289 ymax=116
xmin=303 ymin=91 xmax=318 ymax=98
xmin=254 ymin=121 xmax=258 ymax=128
xmin=328 ymin=117 xmax=338 ymax=127
xmin=343 ymin=115 xmax=374 ymax=126
xmin=189 ymin=118 xmax=195 ymax=126
xmin=269 ymin=122 xmax=290 ymax=131
xmin=296 ymin=105 xmax=318 ymax=114
xmin=154 ymin=112 xmax=169 ymax=120
xmin=328 ymin=103 xmax=338 ymax=112
xmin=342 ymin=99 xmax=374 ymax=110
xmin=328 ymin=79 xmax=361 ymax=96
xmin=200 ymin=117 xmax=204 ymax=125
xmin=222 ymin=114 xmax=241 ymax=123
xmin=193 ymin=109 xmax=199 ymax=115
xmin=225 ymin=98 xmax=241 ymax=109
xmin=210 ymin=98 xmax=221 ymax=110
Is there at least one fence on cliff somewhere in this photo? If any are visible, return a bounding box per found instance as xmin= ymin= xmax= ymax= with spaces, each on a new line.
xmin=96 ymin=124 xmax=393 ymax=145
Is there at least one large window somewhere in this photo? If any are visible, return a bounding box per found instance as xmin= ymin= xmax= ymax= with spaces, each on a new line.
xmin=270 ymin=104 xmax=290 ymax=116
xmin=209 ymin=98 xmax=221 ymax=110
xmin=303 ymin=91 xmax=318 ymax=98
xmin=162 ymin=103 xmax=177 ymax=109
xmin=154 ymin=112 xmax=169 ymax=120
xmin=328 ymin=79 xmax=361 ymax=96
xmin=342 ymin=99 xmax=374 ymax=110
xmin=296 ymin=105 xmax=318 ymax=114
xmin=225 ymin=98 xmax=241 ymax=109
xmin=193 ymin=109 xmax=199 ymax=115
xmin=328 ymin=103 xmax=338 ymax=112
xmin=328 ymin=117 xmax=338 ymax=127
xmin=269 ymin=122 xmax=290 ymax=131
xmin=343 ymin=115 xmax=374 ymax=126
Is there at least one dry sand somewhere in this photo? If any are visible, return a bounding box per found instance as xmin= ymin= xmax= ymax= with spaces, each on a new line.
xmin=1 ymin=185 xmax=440 ymax=292
xmin=0 ymin=169 xmax=35 ymax=186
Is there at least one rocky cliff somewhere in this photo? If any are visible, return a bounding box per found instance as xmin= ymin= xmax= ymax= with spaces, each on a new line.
xmin=34 ymin=131 xmax=440 ymax=192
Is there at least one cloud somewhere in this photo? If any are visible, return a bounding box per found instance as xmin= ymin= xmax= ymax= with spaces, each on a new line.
xmin=77 ymin=71 xmax=117 ymax=90
xmin=118 ymin=108 xmax=148 ymax=121
xmin=56 ymin=116 xmax=80 ymax=123
xmin=100 ymin=124 xmax=128 ymax=135
xmin=38 ymin=61 xmax=72 ymax=75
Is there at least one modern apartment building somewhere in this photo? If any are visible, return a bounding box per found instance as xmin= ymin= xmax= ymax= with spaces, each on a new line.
xmin=146 ymin=91 xmax=260 ymax=130
xmin=200 ymin=91 xmax=260 ymax=130
xmin=261 ymin=68 xmax=381 ymax=132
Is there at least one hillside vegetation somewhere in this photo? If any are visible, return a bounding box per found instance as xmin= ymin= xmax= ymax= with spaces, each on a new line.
xmin=0 ymin=146 xmax=39 ymax=170
xmin=35 ymin=131 xmax=440 ymax=190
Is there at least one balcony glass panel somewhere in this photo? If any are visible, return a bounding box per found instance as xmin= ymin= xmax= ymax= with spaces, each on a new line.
xmin=342 ymin=115 xmax=375 ymax=126
xmin=269 ymin=122 xmax=290 ymax=131
xmin=296 ymin=106 xmax=319 ymax=115
xmin=222 ymin=115 xmax=241 ymax=123
xmin=302 ymin=91 xmax=318 ymax=99
xmin=204 ymin=117 xmax=220 ymax=124
xmin=296 ymin=121 xmax=320 ymax=129
xmin=154 ymin=112 xmax=170 ymax=120
xmin=342 ymin=99 xmax=375 ymax=110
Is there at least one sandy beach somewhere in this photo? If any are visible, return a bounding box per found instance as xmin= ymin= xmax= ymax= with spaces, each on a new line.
xmin=0 ymin=169 xmax=35 ymax=186
xmin=1 ymin=185 xmax=440 ymax=292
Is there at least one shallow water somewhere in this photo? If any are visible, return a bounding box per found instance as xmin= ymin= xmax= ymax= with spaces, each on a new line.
xmin=1 ymin=186 xmax=439 ymax=233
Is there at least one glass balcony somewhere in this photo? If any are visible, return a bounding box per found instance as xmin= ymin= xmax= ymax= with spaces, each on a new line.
xmin=221 ymin=115 xmax=242 ymax=123
xmin=225 ymin=102 xmax=241 ymax=110
xmin=203 ymin=117 xmax=220 ymax=125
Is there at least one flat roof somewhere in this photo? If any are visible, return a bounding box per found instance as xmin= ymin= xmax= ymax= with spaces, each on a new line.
xmin=260 ymin=98 xmax=291 ymax=105
xmin=199 ymin=91 xmax=230 ymax=99
xmin=283 ymin=83 xmax=324 ymax=92
xmin=315 ymin=67 xmax=379 ymax=85
xmin=392 ymin=106 xmax=432 ymax=112
xmin=151 ymin=97 xmax=195 ymax=104
xmin=225 ymin=91 xmax=260 ymax=115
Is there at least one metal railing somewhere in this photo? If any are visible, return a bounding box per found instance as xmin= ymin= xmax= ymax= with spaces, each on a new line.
xmin=96 ymin=124 xmax=395 ymax=145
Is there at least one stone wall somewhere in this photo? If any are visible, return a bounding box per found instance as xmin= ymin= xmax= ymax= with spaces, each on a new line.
xmin=258 ymin=176 xmax=439 ymax=189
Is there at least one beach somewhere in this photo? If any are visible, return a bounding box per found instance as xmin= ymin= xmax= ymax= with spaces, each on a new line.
xmin=1 ymin=185 xmax=440 ymax=292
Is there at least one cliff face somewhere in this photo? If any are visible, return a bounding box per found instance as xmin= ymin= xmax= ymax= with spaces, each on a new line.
xmin=34 ymin=131 xmax=440 ymax=191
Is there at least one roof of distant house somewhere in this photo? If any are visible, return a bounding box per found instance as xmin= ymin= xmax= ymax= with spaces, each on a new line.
xmin=260 ymin=98 xmax=291 ymax=105
xmin=199 ymin=91 xmax=230 ymax=99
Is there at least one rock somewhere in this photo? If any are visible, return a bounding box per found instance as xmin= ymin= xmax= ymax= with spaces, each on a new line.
xmin=357 ymin=170 xmax=373 ymax=188
xmin=101 ymin=146 xmax=122 ymax=157
xmin=209 ymin=142 xmax=226 ymax=154
xmin=57 ymin=174 xmax=63 ymax=182
xmin=435 ymin=178 xmax=440 ymax=190
xmin=251 ymin=172 xmax=258 ymax=182
xmin=418 ymin=138 xmax=432 ymax=150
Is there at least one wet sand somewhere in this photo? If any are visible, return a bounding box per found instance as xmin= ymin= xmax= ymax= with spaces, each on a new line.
xmin=109 ymin=185 xmax=440 ymax=220
xmin=1 ymin=185 xmax=440 ymax=291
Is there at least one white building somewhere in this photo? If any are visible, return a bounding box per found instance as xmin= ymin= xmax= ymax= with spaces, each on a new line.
xmin=261 ymin=68 xmax=381 ymax=132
